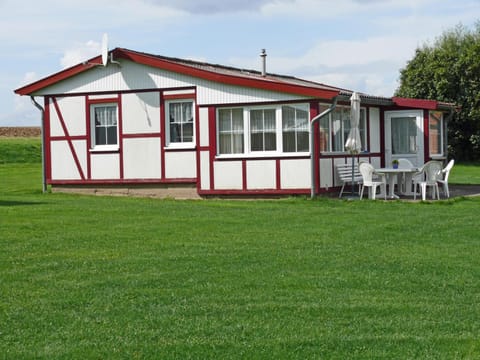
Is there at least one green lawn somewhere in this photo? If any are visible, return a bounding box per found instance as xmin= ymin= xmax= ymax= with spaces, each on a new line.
xmin=1 ymin=138 xmax=480 ymax=359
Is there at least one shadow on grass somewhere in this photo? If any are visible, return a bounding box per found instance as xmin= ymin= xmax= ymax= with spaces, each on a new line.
xmin=0 ymin=200 xmax=46 ymax=206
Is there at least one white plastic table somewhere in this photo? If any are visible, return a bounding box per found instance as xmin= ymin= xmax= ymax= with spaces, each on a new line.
xmin=374 ymin=167 xmax=419 ymax=199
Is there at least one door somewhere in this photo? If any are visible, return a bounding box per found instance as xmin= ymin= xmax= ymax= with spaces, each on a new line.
xmin=385 ymin=110 xmax=424 ymax=167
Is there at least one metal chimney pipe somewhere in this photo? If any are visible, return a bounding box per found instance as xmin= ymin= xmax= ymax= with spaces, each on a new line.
xmin=260 ymin=49 xmax=266 ymax=76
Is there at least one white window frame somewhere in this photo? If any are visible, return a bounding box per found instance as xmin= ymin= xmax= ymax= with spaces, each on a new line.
xmin=429 ymin=111 xmax=444 ymax=157
xmin=319 ymin=104 xmax=367 ymax=154
xmin=217 ymin=107 xmax=245 ymax=155
xmin=90 ymin=103 xmax=119 ymax=151
xmin=248 ymin=106 xmax=280 ymax=154
xmin=216 ymin=103 xmax=310 ymax=157
xmin=165 ymin=99 xmax=195 ymax=149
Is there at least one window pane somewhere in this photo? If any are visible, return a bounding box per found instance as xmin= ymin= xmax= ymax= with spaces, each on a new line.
xmin=218 ymin=108 xmax=244 ymax=154
xmin=319 ymin=117 xmax=330 ymax=152
xmin=107 ymin=126 xmax=117 ymax=145
xmin=297 ymin=132 xmax=309 ymax=152
xmin=250 ymin=110 xmax=263 ymax=132
xmin=282 ymin=105 xmax=309 ymax=153
xmin=170 ymin=124 xmax=180 ymax=143
xmin=183 ymin=123 xmax=193 ymax=142
xmin=95 ymin=127 xmax=106 ymax=145
xmin=250 ymin=109 xmax=276 ymax=152
xmin=219 ymin=133 xmax=231 ymax=154
xmin=391 ymin=117 xmax=417 ymax=154
xmin=429 ymin=111 xmax=442 ymax=155
xmin=283 ymin=132 xmax=296 ymax=152
xmin=251 ymin=133 xmax=263 ymax=151
xmin=218 ymin=109 xmax=231 ymax=132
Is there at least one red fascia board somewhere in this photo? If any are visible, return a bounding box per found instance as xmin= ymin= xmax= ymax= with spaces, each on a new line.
xmin=14 ymin=57 xmax=104 ymax=96
xmin=392 ymin=97 xmax=438 ymax=110
xmin=114 ymin=49 xmax=339 ymax=99
xmin=15 ymin=48 xmax=339 ymax=99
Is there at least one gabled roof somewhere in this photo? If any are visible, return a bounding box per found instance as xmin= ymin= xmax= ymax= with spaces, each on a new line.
xmin=14 ymin=48 xmax=340 ymax=99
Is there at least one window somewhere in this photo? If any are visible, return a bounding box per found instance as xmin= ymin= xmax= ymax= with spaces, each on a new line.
xmin=91 ymin=103 xmax=118 ymax=150
xmin=319 ymin=105 xmax=367 ymax=153
xmin=167 ymin=100 xmax=194 ymax=146
xmin=282 ymin=105 xmax=309 ymax=152
xmin=218 ymin=108 xmax=244 ymax=154
xmin=216 ymin=103 xmax=310 ymax=156
xmin=250 ymin=108 xmax=277 ymax=152
xmin=429 ymin=111 xmax=444 ymax=156
xmin=391 ymin=116 xmax=417 ymax=154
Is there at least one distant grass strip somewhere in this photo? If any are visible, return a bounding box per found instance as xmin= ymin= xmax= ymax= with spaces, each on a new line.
xmin=0 ymin=137 xmax=42 ymax=164
xmin=1 ymin=160 xmax=480 ymax=359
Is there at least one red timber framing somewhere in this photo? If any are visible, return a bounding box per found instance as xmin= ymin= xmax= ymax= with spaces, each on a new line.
xmin=45 ymin=90 xmax=198 ymax=187
xmin=50 ymin=96 xmax=86 ymax=180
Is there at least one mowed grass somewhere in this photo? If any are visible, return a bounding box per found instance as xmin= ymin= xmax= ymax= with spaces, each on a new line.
xmin=1 ymin=138 xmax=480 ymax=359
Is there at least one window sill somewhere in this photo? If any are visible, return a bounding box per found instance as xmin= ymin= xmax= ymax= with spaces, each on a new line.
xmin=164 ymin=144 xmax=196 ymax=151
xmin=215 ymin=152 xmax=311 ymax=160
xmin=320 ymin=151 xmax=370 ymax=156
xmin=90 ymin=146 xmax=120 ymax=153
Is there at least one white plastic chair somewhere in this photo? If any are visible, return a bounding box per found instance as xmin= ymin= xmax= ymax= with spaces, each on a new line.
xmin=437 ymin=159 xmax=455 ymax=198
xmin=359 ymin=162 xmax=386 ymax=200
xmin=413 ymin=161 xmax=442 ymax=200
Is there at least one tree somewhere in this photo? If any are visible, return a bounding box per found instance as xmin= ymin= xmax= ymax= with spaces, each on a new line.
xmin=396 ymin=22 xmax=480 ymax=162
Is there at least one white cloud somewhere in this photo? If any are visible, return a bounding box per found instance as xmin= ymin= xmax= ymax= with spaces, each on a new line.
xmin=60 ymin=40 xmax=102 ymax=68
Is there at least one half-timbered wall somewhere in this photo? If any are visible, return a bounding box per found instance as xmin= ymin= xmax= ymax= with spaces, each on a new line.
xmin=40 ymin=60 xmax=390 ymax=196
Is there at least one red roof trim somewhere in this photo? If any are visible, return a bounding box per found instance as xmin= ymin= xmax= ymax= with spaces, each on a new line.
xmin=392 ymin=97 xmax=438 ymax=110
xmin=15 ymin=48 xmax=339 ymax=100
xmin=14 ymin=57 xmax=103 ymax=96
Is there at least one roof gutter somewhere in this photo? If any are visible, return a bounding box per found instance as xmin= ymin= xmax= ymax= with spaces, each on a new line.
xmin=310 ymin=96 xmax=338 ymax=198
xmin=30 ymin=96 xmax=47 ymax=193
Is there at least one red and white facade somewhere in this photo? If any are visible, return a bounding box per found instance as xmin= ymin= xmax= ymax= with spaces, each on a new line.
xmin=15 ymin=48 xmax=453 ymax=198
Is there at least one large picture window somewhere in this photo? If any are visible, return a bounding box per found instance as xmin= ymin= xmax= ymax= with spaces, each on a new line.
xmin=91 ymin=103 xmax=118 ymax=150
xmin=216 ymin=103 xmax=310 ymax=156
xmin=429 ymin=111 xmax=444 ymax=156
xmin=167 ymin=100 xmax=194 ymax=146
xmin=319 ymin=105 xmax=367 ymax=153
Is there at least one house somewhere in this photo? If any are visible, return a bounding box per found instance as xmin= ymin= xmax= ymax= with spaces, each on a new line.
xmin=15 ymin=48 xmax=454 ymax=198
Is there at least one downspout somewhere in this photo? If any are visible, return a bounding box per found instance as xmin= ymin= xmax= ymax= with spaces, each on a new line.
xmin=310 ymin=96 xmax=338 ymax=198
xmin=30 ymin=96 xmax=47 ymax=193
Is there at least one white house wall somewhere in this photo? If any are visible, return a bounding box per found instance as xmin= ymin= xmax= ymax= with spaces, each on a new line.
xmin=319 ymin=158 xmax=333 ymax=189
xmin=49 ymin=97 xmax=86 ymax=137
xmin=199 ymin=107 xmax=209 ymax=147
xmin=164 ymin=151 xmax=196 ymax=179
xmin=214 ymin=162 xmax=243 ymax=190
xmin=281 ymin=159 xmax=311 ymax=189
xmin=369 ymin=107 xmax=381 ymax=153
xmin=51 ymin=141 xmax=85 ymax=180
xmin=122 ymin=92 xmax=161 ymax=134
xmin=200 ymin=151 xmax=210 ymax=190
xmin=35 ymin=60 xmax=309 ymax=105
xmin=123 ymin=138 xmax=161 ymax=179
xmin=91 ymin=153 xmax=120 ymax=179
xmin=246 ymin=160 xmax=276 ymax=190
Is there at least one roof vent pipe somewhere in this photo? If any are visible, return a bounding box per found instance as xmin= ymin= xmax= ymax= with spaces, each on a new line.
xmin=260 ymin=49 xmax=267 ymax=76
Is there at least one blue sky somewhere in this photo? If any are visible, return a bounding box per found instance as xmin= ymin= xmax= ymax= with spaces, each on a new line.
xmin=2 ymin=0 xmax=479 ymax=126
